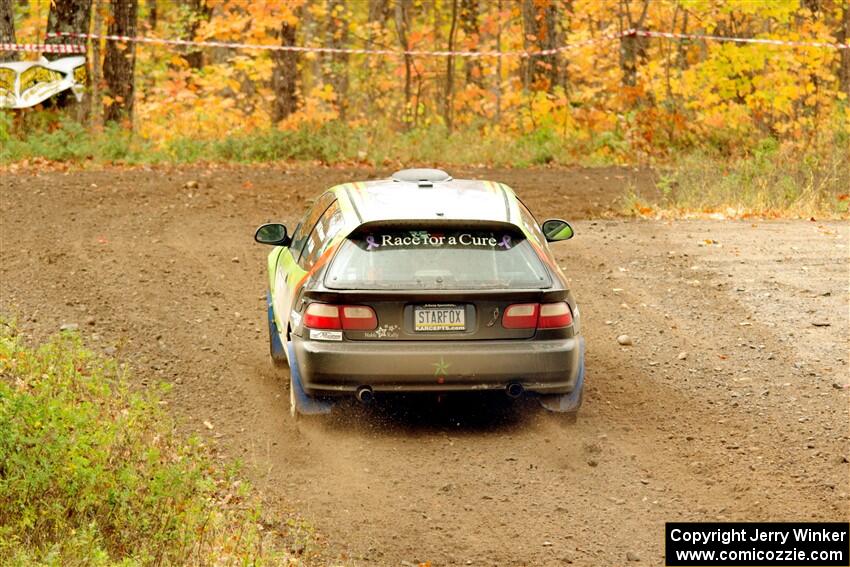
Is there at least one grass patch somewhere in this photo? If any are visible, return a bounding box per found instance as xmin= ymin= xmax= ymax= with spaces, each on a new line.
xmin=0 ymin=320 xmax=291 ymax=565
xmin=621 ymin=140 xmax=850 ymax=219
xmin=0 ymin=113 xmax=152 ymax=164
xmin=4 ymin=111 xmax=848 ymax=218
xmin=0 ymin=112 xmax=624 ymax=167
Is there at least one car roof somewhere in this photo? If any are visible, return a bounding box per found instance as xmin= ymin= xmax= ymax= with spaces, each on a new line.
xmin=330 ymin=169 xmax=523 ymax=225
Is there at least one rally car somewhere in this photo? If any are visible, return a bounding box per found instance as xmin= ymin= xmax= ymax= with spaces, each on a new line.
xmin=254 ymin=169 xmax=585 ymax=418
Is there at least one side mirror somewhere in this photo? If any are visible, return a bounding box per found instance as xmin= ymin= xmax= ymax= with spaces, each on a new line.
xmin=254 ymin=223 xmax=291 ymax=246
xmin=541 ymin=219 xmax=574 ymax=242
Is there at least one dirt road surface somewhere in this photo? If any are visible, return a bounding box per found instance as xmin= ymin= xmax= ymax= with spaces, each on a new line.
xmin=2 ymin=165 xmax=848 ymax=566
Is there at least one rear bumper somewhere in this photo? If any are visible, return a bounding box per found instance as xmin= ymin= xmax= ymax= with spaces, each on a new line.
xmin=294 ymin=336 xmax=584 ymax=395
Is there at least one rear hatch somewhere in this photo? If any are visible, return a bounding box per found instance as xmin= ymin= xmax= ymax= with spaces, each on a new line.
xmin=313 ymin=223 xmax=559 ymax=341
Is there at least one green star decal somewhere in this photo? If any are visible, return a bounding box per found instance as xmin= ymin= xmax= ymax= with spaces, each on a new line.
xmin=432 ymin=356 xmax=450 ymax=376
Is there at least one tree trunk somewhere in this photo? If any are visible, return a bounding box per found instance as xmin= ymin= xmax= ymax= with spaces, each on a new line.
xmin=460 ymin=0 xmax=481 ymax=87
xmin=43 ymin=0 xmax=92 ymax=112
xmin=802 ymin=0 xmax=820 ymax=13
xmin=90 ymin=0 xmax=104 ymax=128
xmin=494 ymin=0 xmax=502 ymax=123
xmin=675 ymin=10 xmax=689 ymax=70
xmin=365 ymin=0 xmax=389 ymax=118
xmin=839 ymin=2 xmax=850 ymax=98
xmin=0 ymin=0 xmax=15 ymax=62
xmin=326 ymin=0 xmax=349 ymax=118
xmin=444 ymin=0 xmax=459 ymax=130
xmin=559 ymin=0 xmax=572 ymax=91
xmin=618 ymin=0 xmax=650 ymax=88
xmin=619 ymin=32 xmax=639 ymax=87
xmin=394 ymin=0 xmax=412 ymax=123
xmin=182 ymin=0 xmax=210 ymax=69
xmin=367 ymin=0 xmax=389 ymax=47
xmin=103 ymin=0 xmax=138 ymax=124
xmin=147 ymin=0 xmax=156 ymax=31
xmin=271 ymin=18 xmax=299 ymax=122
xmin=301 ymin=3 xmax=319 ymax=96
xmin=44 ymin=0 xmax=93 ymax=60
xmin=521 ymin=0 xmax=560 ymax=92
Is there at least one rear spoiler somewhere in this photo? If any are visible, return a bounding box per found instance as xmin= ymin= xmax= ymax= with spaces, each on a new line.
xmin=345 ymin=219 xmax=524 ymax=236
xmin=304 ymin=287 xmax=565 ymax=301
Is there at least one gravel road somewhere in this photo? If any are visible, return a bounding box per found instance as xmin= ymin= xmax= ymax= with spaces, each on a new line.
xmin=1 ymin=165 xmax=847 ymax=566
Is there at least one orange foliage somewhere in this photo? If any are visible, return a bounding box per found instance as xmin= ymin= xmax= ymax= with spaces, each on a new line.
xmin=10 ymin=0 xmax=850 ymax=159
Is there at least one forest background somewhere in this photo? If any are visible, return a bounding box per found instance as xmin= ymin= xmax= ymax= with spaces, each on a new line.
xmin=1 ymin=0 xmax=849 ymax=215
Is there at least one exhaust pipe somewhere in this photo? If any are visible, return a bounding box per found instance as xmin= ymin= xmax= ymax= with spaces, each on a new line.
xmin=506 ymin=382 xmax=524 ymax=399
xmin=355 ymin=386 xmax=374 ymax=404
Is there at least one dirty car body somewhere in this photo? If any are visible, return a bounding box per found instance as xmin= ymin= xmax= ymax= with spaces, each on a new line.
xmin=255 ymin=169 xmax=584 ymax=415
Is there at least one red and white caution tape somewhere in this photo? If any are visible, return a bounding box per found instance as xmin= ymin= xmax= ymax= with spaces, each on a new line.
xmin=33 ymin=28 xmax=850 ymax=58
xmin=633 ymin=29 xmax=850 ymax=50
xmin=47 ymin=30 xmax=622 ymax=57
xmin=0 ymin=42 xmax=86 ymax=54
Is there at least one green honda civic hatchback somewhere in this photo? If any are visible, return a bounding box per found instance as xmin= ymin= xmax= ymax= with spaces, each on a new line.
xmin=254 ymin=169 xmax=585 ymax=418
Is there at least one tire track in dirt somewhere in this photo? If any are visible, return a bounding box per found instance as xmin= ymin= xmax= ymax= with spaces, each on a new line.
xmin=1 ymin=166 xmax=846 ymax=566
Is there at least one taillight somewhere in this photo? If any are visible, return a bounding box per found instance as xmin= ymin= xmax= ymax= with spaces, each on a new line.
xmin=304 ymin=303 xmax=341 ymax=329
xmin=502 ymin=303 xmax=540 ymax=329
xmin=304 ymin=303 xmax=377 ymax=331
xmin=538 ymin=301 xmax=573 ymax=328
xmin=340 ymin=305 xmax=378 ymax=330
xmin=503 ymin=302 xmax=572 ymax=329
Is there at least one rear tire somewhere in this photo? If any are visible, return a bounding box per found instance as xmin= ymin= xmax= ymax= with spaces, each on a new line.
xmin=288 ymin=351 xmax=335 ymax=421
xmin=268 ymin=312 xmax=288 ymax=368
xmin=289 ymin=377 xmax=330 ymax=423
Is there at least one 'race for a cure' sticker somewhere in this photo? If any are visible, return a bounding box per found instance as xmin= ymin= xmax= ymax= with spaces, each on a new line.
xmin=363 ymin=231 xmax=513 ymax=250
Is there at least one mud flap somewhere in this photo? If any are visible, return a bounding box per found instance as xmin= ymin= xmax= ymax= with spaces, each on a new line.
xmin=267 ymin=292 xmax=287 ymax=364
xmin=538 ymin=337 xmax=585 ymax=413
xmin=286 ymin=342 xmax=334 ymax=415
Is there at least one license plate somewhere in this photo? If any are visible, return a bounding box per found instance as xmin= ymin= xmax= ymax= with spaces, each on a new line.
xmin=414 ymin=305 xmax=466 ymax=332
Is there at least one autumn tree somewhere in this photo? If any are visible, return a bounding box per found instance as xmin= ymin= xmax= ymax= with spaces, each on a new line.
xmin=362 ymin=0 xmax=390 ymax=118
xmin=839 ymin=1 xmax=850 ymax=96
xmin=11 ymin=0 xmax=841 ymax=160
xmin=90 ymin=0 xmax=105 ymax=127
xmin=0 ymin=0 xmax=15 ymax=63
xmin=618 ymin=0 xmax=651 ymax=87
xmin=394 ymin=0 xmax=413 ymax=122
xmin=36 ymin=0 xmax=92 ymax=112
xmin=182 ymin=0 xmax=210 ymax=69
xmin=147 ymin=0 xmax=157 ymax=30
xmin=493 ymin=0 xmax=504 ymax=122
xmin=522 ymin=0 xmax=562 ymax=92
xmin=460 ymin=0 xmax=482 ymax=87
xmin=444 ymin=0 xmax=459 ymax=129
xmin=271 ymin=12 xmax=299 ymax=122
xmin=367 ymin=0 xmax=390 ymax=46
xmin=44 ymin=0 xmax=92 ymax=61
xmin=326 ymin=0 xmax=349 ymax=118
xmin=103 ymin=0 xmax=138 ymax=124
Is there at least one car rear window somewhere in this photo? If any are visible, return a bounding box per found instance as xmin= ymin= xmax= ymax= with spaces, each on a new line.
xmin=325 ymin=228 xmax=551 ymax=290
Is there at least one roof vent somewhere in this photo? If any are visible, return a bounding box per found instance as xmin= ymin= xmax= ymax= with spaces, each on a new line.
xmin=391 ymin=168 xmax=452 ymax=187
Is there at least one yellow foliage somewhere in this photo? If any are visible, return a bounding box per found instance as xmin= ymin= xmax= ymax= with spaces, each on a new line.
xmin=11 ymin=0 xmax=845 ymax=160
